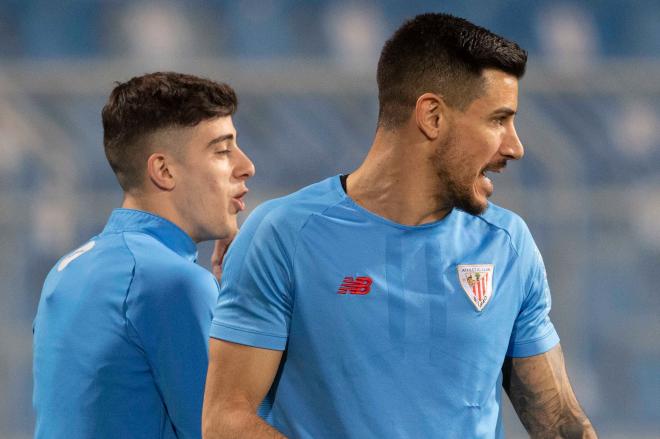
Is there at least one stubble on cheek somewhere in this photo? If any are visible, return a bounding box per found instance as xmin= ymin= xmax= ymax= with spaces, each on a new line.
xmin=432 ymin=139 xmax=484 ymax=215
xmin=441 ymin=156 xmax=490 ymax=216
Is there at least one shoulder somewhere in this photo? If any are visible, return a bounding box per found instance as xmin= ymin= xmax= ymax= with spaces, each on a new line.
xmin=467 ymin=202 xmax=535 ymax=256
xmin=122 ymin=232 xmax=218 ymax=304
xmin=241 ymin=176 xmax=344 ymax=239
xmin=44 ymin=234 xmax=135 ymax=291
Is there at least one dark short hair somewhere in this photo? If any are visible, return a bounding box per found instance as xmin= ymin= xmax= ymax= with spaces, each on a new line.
xmin=102 ymin=72 xmax=237 ymax=191
xmin=376 ymin=13 xmax=527 ymax=129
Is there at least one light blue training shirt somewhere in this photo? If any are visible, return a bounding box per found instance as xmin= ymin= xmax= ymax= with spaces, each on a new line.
xmin=211 ymin=175 xmax=559 ymax=439
xmin=33 ymin=209 xmax=219 ymax=438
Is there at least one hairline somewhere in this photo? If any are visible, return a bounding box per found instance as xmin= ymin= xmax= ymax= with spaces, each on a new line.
xmin=383 ymin=63 xmax=528 ymax=130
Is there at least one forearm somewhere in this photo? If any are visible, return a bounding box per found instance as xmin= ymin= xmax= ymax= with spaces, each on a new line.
xmin=203 ymin=407 xmax=286 ymax=439
xmin=511 ymin=390 xmax=596 ymax=439
xmin=503 ymin=345 xmax=597 ymax=438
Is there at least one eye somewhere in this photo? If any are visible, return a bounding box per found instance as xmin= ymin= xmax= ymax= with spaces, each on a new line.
xmin=215 ymin=149 xmax=231 ymax=155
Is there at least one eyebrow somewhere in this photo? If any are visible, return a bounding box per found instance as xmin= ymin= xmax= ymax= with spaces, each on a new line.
xmin=207 ymin=133 xmax=234 ymax=147
xmin=491 ymin=107 xmax=517 ymax=117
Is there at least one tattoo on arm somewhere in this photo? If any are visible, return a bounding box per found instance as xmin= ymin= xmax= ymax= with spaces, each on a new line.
xmin=502 ymin=344 xmax=598 ymax=438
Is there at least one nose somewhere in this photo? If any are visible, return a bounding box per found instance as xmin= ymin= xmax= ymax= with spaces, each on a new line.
xmin=501 ymin=124 xmax=524 ymax=160
xmin=235 ymin=146 xmax=256 ymax=180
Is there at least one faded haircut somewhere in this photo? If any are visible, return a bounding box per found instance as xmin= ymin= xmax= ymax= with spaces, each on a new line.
xmin=102 ymin=72 xmax=237 ymax=191
xmin=376 ymin=13 xmax=527 ymax=129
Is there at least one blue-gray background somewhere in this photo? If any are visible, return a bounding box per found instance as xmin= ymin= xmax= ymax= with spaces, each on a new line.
xmin=1 ymin=1 xmax=659 ymax=438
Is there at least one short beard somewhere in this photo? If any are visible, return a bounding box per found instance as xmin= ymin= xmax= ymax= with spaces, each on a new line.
xmin=445 ymin=177 xmax=487 ymax=215
xmin=432 ymin=131 xmax=488 ymax=216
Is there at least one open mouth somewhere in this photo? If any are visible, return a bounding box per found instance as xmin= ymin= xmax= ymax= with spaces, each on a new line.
xmin=477 ymin=162 xmax=506 ymax=197
xmin=480 ymin=162 xmax=506 ymax=179
xmin=232 ymin=189 xmax=248 ymax=212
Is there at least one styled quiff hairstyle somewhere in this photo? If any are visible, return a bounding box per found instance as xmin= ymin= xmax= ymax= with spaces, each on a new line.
xmin=102 ymin=72 xmax=237 ymax=191
xmin=376 ymin=13 xmax=527 ymax=129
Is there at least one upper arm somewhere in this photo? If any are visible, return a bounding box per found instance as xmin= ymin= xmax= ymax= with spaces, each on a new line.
xmin=503 ymin=223 xmax=596 ymax=436
xmin=508 ymin=226 xmax=559 ymax=358
xmin=203 ymin=338 xmax=283 ymax=419
xmin=502 ymin=344 xmax=597 ymax=438
xmin=210 ymin=209 xmax=295 ymax=350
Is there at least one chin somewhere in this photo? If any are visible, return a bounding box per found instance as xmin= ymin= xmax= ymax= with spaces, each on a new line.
xmin=462 ymin=201 xmax=488 ymax=215
xmin=225 ymin=225 xmax=239 ymax=240
xmin=455 ymin=193 xmax=489 ymax=216
xmin=221 ymin=219 xmax=239 ymax=239
xmin=444 ymin=178 xmax=490 ymax=216
xmin=201 ymin=220 xmax=237 ymax=242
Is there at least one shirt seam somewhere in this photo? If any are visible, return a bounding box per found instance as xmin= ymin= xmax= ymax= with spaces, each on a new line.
xmin=108 ymin=230 xmax=184 ymax=259
xmin=473 ymin=213 xmax=520 ymax=258
xmin=288 ymin=186 xmax=346 ymax=303
xmin=475 ymin=213 xmax=537 ymax=305
xmin=510 ymin=327 xmax=556 ymax=346
xmin=120 ymin=232 xmax=172 ymax=421
xmin=120 ymin=233 xmax=148 ymax=354
xmin=211 ymin=321 xmax=288 ymax=339
xmin=522 ymin=255 xmax=544 ymax=304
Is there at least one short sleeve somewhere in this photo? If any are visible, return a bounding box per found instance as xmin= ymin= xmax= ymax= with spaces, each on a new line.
xmin=507 ymin=231 xmax=560 ymax=358
xmin=210 ymin=207 xmax=294 ymax=351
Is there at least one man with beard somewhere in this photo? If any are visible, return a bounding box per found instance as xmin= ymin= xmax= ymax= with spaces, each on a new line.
xmin=202 ymin=13 xmax=597 ymax=438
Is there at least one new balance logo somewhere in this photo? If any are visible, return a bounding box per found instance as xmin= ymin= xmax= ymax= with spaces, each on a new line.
xmin=337 ymin=276 xmax=372 ymax=295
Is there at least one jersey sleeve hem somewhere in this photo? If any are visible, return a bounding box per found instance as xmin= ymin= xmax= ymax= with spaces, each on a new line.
xmin=209 ymin=321 xmax=287 ymax=351
xmin=506 ymin=329 xmax=560 ymax=358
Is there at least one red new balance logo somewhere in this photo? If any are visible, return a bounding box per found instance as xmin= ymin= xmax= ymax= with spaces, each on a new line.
xmin=337 ymin=276 xmax=373 ymax=295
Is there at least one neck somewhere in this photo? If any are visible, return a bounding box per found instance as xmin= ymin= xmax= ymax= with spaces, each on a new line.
xmin=121 ymin=192 xmax=197 ymax=241
xmin=347 ymin=128 xmax=452 ymax=226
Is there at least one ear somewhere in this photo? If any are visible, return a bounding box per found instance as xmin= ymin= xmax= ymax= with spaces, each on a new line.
xmin=414 ymin=93 xmax=445 ymax=140
xmin=146 ymin=152 xmax=176 ymax=191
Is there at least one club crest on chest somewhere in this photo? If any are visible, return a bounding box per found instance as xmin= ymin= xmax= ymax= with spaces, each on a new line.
xmin=457 ymin=264 xmax=494 ymax=312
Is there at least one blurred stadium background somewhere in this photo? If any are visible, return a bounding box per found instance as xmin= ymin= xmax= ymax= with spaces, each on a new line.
xmin=1 ymin=1 xmax=659 ymax=438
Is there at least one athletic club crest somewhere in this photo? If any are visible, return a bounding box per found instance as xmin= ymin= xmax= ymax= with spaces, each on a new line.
xmin=457 ymin=264 xmax=494 ymax=311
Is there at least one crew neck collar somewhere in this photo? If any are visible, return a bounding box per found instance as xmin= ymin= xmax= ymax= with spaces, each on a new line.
xmin=332 ymin=174 xmax=456 ymax=231
xmin=103 ymin=208 xmax=198 ymax=261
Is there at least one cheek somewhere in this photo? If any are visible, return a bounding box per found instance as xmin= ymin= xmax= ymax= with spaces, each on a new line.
xmin=485 ymin=128 xmax=505 ymax=153
xmin=189 ymin=175 xmax=228 ymax=211
xmin=466 ymin=134 xmax=501 ymax=169
xmin=203 ymin=163 xmax=232 ymax=189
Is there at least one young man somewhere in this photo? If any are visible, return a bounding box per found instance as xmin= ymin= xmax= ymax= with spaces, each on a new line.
xmin=32 ymin=72 xmax=255 ymax=438
xmin=202 ymin=14 xmax=598 ymax=439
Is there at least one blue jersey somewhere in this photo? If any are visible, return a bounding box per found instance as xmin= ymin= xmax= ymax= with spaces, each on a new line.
xmin=33 ymin=209 xmax=219 ymax=439
xmin=211 ymin=176 xmax=559 ymax=438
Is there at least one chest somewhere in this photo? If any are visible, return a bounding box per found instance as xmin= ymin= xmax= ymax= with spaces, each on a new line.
xmin=289 ymin=222 xmax=525 ymax=364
